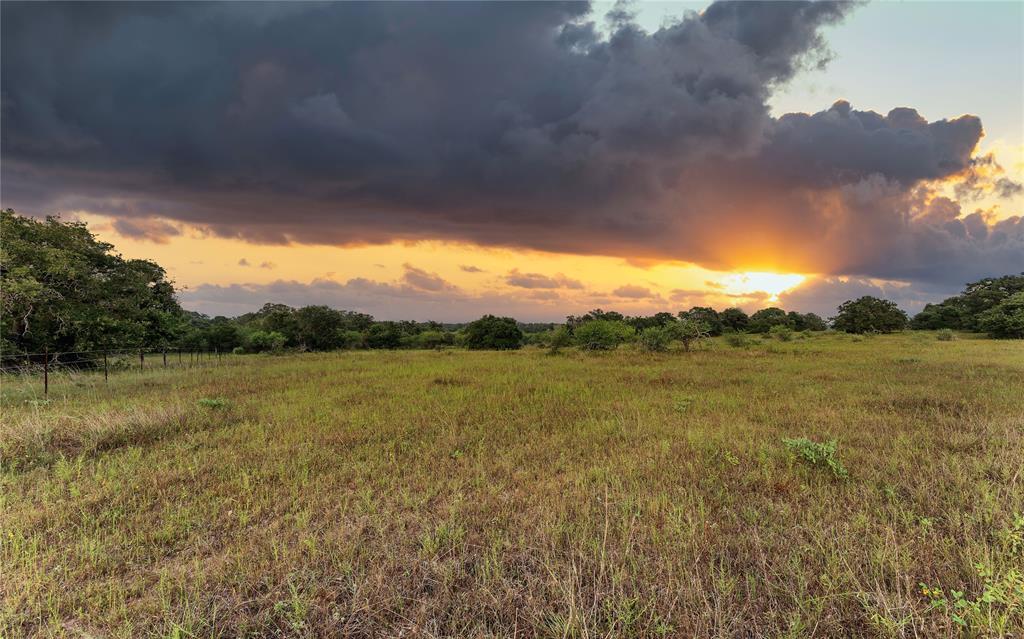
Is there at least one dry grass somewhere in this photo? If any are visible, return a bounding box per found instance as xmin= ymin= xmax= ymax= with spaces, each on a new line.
xmin=2 ymin=333 xmax=1022 ymax=637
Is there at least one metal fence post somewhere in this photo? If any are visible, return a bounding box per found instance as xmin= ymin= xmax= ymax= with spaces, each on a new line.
xmin=43 ymin=346 xmax=49 ymax=397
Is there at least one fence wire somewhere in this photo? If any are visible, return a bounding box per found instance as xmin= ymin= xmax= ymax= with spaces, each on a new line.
xmin=0 ymin=348 xmax=229 ymax=396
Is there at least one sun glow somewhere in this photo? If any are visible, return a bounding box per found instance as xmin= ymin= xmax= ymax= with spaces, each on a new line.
xmin=719 ymin=272 xmax=807 ymax=302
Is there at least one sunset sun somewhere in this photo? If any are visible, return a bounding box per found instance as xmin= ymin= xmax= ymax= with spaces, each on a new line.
xmin=720 ymin=272 xmax=807 ymax=302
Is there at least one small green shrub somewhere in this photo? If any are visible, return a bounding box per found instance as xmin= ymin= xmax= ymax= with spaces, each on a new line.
xmin=546 ymin=326 xmax=572 ymax=355
xmin=724 ymin=333 xmax=754 ymax=348
xmin=639 ymin=325 xmax=673 ymax=352
xmin=574 ymin=319 xmax=633 ymax=351
xmin=769 ymin=325 xmax=793 ymax=341
xmin=783 ymin=437 xmax=848 ymax=479
xmin=197 ymin=397 xmax=228 ymax=409
xmin=936 ymin=329 xmax=955 ymax=341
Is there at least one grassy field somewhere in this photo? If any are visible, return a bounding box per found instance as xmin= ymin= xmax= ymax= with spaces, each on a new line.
xmin=2 ymin=333 xmax=1023 ymax=638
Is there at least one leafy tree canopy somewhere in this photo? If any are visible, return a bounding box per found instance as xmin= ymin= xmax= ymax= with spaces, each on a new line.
xmin=1 ymin=209 xmax=183 ymax=354
xmin=720 ymin=307 xmax=750 ymax=332
xmin=912 ymin=274 xmax=1024 ymax=332
xmin=748 ymin=307 xmax=791 ymax=333
xmin=977 ymin=291 xmax=1024 ymax=339
xmin=832 ymin=296 xmax=908 ymax=334
xmin=463 ymin=315 xmax=523 ymax=350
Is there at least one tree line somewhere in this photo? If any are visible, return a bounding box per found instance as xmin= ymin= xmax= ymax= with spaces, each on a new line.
xmin=2 ymin=209 xmax=1021 ymax=358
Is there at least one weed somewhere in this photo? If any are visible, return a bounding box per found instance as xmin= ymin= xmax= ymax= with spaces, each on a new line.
xmin=674 ymin=396 xmax=695 ymax=413
xmin=196 ymin=397 xmax=228 ymax=409
xmin=936 ymin=329 xmax=956 ymax=341
xmin=920 ymin=563 xmax=1023 ymax=633
xmin=419 ymin=519 xmax=466 ymax=559
xmin=782 ymin=437 xmax=849 ymax=479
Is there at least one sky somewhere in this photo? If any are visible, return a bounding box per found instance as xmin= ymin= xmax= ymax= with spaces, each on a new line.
xmin=2 ymin=1 xmax=1022 ymax=321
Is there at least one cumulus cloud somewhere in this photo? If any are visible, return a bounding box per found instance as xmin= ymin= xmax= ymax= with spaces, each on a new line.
xmin=2 ymin=1 xmax=1019 ymax=287
xmin=613 ymin=284 xmax=654 ymax=299
xmin=505 ymin=269 xmax=584 ymax=289
xmin=178 ymin=277 xmax=572 ymax=321
xmin=401 ymin=263 xmax=457 ymax=292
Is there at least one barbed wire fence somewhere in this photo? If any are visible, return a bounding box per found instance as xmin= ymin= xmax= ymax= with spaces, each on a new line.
xmin=0 ymin=347 xmax=229 ymax=397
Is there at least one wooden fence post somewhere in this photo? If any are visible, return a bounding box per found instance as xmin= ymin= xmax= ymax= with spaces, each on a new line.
xmin=104 ymin=351 xmax=109 ymax=382
xmin=140 ymin=350 xmax=144 ymax=371
xmin=43 ymin=346 xmax=49 ymax=397
xmin=163 ymin=350 xmax=167 ymax=367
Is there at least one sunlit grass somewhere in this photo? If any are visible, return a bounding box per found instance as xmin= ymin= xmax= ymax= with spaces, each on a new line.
xmin=2 ymin=333 xmax=1022 ymax=637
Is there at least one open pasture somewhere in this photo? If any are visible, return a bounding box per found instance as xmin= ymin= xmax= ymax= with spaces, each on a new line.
xmin=2 ymin=333 xmax=1022 ymax=637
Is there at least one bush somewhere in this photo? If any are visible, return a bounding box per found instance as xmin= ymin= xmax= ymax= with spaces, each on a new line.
xmin=245 ymin=330 xmax=287 ymax=353
xmin=681 ymin=307 xmax=724 ymax=336
xmin=411 ymin=330 xmax=453 ymax=349
xmin=672 ymin=318 xmax=709 ymax=351
xmin=365 ymin=323 xmax=403 ymax=349
xmin=639 ymin=325 xmax=673 ymax=352
xmin=769 ymin=325 xmax=793 ymax=341
xmin=547 ymin=326 xmax=572 ymax=354
xmin=783 ymin=438 xmax=848 ymax=479
xmin=724 ymin=333 xmax=754 ymax=348
xmin=463 ymin=315 xmax=523 ymax=350
xmin=936 ymin=328 xmax=955 ymax=341
xmin=339 ymin=330 xmax=365 ymax=349
xmin=574 ymin=319 xmax=633 ymax=351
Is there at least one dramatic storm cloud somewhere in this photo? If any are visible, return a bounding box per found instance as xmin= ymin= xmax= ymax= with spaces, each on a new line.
xmin=2 ymin=1 xmax=1020 ymax=285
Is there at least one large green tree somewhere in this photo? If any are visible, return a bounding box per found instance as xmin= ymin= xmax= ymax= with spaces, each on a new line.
xmin=748 ymin=307 xmax=791 ymax=333
xmin=977 ymin=291 xmax=1024 ymax=338
xmin=1 ymin=209 xmax=184 ymax=355
xmin=912 ymin=274 xmax=1024 ymax=331
xmin=463 ymin=315 xmax=523 ymax=350
xmin=831 ymin=296 xmax=908 ymax=334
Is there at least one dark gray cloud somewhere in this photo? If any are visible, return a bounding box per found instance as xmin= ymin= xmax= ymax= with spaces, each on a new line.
xmin=2 ymin=1 xmax=1020 ymax=287
xmin=995 ymin=178 xmax=1024 ymax=199
xmin=459 ymin=265 xmax=486 ymax=274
